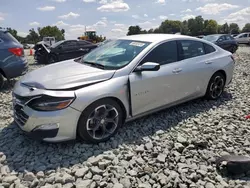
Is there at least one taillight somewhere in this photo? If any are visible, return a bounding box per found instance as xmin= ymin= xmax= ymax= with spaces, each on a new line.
xmin=8 ymin=48 xmax=23 ymax=57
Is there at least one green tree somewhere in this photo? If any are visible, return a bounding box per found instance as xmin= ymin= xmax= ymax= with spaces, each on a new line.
xmin=38 ymin=26 xmax=65 ymax=41
xmin=203 ymin=19 xmax=218 ymax=35
xmin=127 ymin=25 xmax=142 ymax=35
xmin=26 ymin=28 xmax=40 ymax=44
xmin=220 ymin=23 xmax=229 ymax=34
xmin=6 ymin=28 xmax=18 ymax=38
xmin=194 ymin=16 xmax=204 ymax=35
xmin=147 ymin=28 xmax=154 ymax=33
xmin=158 ymin=20 xmax=182 ymax=34
xmin=217 ymin=25 xmax=222 ymax=34
xmin=187 ymin=16 xmax=204 ymax=36
xmin=242 ymin=23 xmax=250 ymax=32
xmin=229 ymin=23 xmax=240 ymax=34
xmin=181 ymin=20 xmax=189 ymax=35
xmin=153 ymin=27 xmax=163 ymax=33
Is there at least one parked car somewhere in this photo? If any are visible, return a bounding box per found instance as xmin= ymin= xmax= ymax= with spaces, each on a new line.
xmin=234 ymin=33 xmax=250 ymax=44
xmin=0 ymin=30 xmax=28 ymax=89
xmin=203 ymin=34 xmax=238 ymax=53
xmin=12 ymin=34 xmax=235 ymax=143
xmin=35 ymin=40 xmax=98 ymax=64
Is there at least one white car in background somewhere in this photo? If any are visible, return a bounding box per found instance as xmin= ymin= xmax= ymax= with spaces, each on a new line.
xmin=234 ymin=33 xmax=250 ymax=44
xmin=12 ymin=34 xmax=235 ymax=143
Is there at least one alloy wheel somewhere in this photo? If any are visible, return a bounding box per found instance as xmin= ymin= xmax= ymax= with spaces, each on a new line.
xmin=86 ymin=104 xmax=119 ymax=140
xmin=209 ymin=76 xmax=224 ymax=99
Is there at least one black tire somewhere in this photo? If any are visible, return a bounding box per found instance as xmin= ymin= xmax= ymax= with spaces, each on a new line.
xmin=230 ymin=45 xmax=237 ymax=53
xmin=205 ymin=72 xmax=226 ymax=100
xmin=48 ymin=54 xmax=58 ymax=64
xmin=77 ymin=98 xmax=124 ymax=144
xmin=0 ymin=73 xmax=4 ymax=90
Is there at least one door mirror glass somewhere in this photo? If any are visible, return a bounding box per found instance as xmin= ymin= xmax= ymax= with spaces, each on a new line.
xmin=135 ymin=62 xmax=160 ymax=72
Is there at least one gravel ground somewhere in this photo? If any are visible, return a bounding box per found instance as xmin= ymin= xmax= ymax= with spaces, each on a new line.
xmin=0 ymin=48 xmax=250 ymax=188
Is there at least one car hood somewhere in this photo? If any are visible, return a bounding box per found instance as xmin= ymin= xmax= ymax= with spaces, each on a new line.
xmin=20 ymin=59 xmax=116 ymax=90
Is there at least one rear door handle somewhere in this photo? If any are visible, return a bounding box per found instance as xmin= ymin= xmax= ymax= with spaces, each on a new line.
xmin=205 ymin=61 xmax=213 ymax=64
xmin=172 ymin=68 xmax=182 ymax=73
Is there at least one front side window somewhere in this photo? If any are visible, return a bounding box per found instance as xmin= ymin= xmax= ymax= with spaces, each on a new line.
xmin=140 ymin=41 xmax=178 ymax=65
xmin=218 ymin=36 xmax=225 ymax=42
xmin=240 ymin=34 xmax=248 ymax=38
xmin=178 ymin=40 xmax=205 ymax=60
xmin=225 ymin=35 xmax=232 ymax=40
xmin=81 ymin=39 xmax=151 ymax=70
xmin=61 ymin=41 xmax=77 ymax=49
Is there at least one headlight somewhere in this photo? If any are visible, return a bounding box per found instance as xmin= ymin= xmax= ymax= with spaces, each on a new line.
xmin=28 ymin=96 xmax=75 ymax=111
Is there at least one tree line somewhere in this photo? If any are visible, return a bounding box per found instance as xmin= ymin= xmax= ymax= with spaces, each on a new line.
xmin=0 ymin=26 xmax=65 ymax=44
xmin=127 ymin=15 xmax=250 ymax=36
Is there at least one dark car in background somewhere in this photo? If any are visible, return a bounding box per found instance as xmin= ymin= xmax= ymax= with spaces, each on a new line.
xmin=0 ymin=30 xmax=28 ymax=89
xmin=35 ymin=39 xmax=98 ymax=64
xmin=203 ymin=34 xmax=238 ymax=53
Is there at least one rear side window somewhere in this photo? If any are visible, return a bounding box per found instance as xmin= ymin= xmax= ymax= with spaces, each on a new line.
xmin=177 ymin=40 xmax=205 ymax=60
xmin=141 ymin=41 xmax=178 ymax=65
xmin=203 ymin=43 xmax=216 ymax=54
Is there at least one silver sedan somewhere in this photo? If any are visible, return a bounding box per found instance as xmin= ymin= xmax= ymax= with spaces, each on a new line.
xmin=12 ymin=34 xmax=235 ymax=143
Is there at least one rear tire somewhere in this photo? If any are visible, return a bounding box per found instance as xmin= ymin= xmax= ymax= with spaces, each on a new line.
xmin=0 ymin=73 xmax=4 ymax=90
xmin=77 ymin=99 xmax=124 ymax=144
xmin=205 ymin=72 xmax=226 ymax=100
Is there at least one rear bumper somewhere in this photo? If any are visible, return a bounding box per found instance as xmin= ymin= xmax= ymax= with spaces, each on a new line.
xmin=3 ymin=58 xmax=28 ymax=78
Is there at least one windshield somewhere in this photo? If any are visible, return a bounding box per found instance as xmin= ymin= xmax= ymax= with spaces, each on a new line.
xmin=203 ymin=35 xmax=219 ymax=42
xmin=50 ymin=40 xmax=64 ymax=48
xmin=81 ymin=39 xmax=151 ymax=70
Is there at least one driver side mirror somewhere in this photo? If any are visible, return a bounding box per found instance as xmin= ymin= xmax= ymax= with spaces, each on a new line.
xmin=134 ymin=62 xmax=160 ymax=72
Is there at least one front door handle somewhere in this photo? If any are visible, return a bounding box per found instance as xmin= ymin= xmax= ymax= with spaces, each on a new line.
xmin=172 ymin=68 xmax=182 ymax=73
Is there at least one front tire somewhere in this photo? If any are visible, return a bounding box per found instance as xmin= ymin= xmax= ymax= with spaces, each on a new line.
xmin=205 ymin=72 xmax=226 ymax=100
xmin=48 ymin=54 xmax=58 ymax=64
xmin=77 ymin=99 xmax=124 ymax=144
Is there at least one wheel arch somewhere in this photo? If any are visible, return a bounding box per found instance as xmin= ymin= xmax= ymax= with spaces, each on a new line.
xmin=215 ymin=69 xmax=227 ymax=83
xmin=0 ymin=68 xmax=6 ymax=78
xmin=78 ymin=96 xmax=127 ymax=124
xmin=76 ymin=96 xmax=128 ymax=142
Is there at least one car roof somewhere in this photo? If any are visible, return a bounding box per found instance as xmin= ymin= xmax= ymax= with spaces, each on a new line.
xmin=206 ymin=34 xmax=228 ymax=37
xmin=118 ymin=34 xmax=198 ymax=43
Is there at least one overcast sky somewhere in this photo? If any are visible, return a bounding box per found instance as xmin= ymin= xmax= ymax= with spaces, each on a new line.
xmin=1 ymin=0 xmax=250 ymax=39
